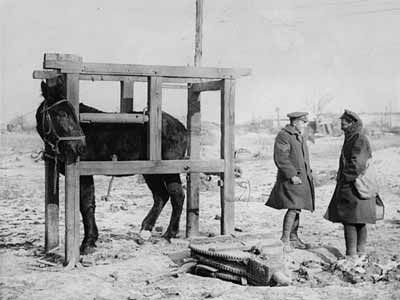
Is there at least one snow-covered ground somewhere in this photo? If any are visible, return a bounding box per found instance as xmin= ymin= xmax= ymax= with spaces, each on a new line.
xmin=1 ymin=131 xmax=400 ymax=300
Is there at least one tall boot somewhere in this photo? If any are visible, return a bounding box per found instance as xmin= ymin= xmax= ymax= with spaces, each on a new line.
xmin=343 ymin=223 xmax=357 ymax=257
xmin=356 ymin=224 xmax=367 ymax=258
xmin=281 ymin=210 xmax=297 ymax=252
xmin=290 ymin=212 xmax=309 ymax=249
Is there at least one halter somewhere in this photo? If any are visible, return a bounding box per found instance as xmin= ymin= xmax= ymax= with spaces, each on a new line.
xmin=40 ymin=99 xmax=86 ymax=195
xmin=41 ymin=99 xmax=86 ymax=155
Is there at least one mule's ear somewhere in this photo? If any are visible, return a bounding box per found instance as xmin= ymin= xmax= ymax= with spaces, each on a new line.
xmin=41 ymin=81 xmax=47 ymax=98
xmin=56 ymin=75 xmax=64 ymax=86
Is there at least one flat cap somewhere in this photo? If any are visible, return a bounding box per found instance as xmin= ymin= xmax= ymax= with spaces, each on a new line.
xmin=287 ymin=111 xmax=308 ymax=121
xmin=339 ymin=109 xmax=360 ymax=123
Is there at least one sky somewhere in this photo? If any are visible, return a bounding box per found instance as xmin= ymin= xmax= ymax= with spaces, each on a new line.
xmin=1 ymin=0 xmax=400 ymax=124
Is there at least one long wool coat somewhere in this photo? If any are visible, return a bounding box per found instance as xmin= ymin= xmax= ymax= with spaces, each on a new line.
xmin=265 ymin=125 xmax=315 ymax=211
xmin=324 ymin=120 xmax=376 ymax=224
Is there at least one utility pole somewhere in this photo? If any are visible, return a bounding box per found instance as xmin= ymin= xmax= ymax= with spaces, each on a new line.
xmin=186 ymin=0 xmax=203 ymax=237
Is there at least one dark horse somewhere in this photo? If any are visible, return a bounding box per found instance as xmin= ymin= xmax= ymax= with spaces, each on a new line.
xmin=36 ymin=76 xmax=188 ymax=254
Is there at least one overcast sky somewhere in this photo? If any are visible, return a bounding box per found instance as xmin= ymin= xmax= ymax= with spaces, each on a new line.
xmin=1 ymin=0 xmax=400 ymax=123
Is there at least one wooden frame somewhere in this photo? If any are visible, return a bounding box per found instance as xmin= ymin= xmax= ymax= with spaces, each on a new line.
xmin=34 ymin=53 xmax=250 ymax=267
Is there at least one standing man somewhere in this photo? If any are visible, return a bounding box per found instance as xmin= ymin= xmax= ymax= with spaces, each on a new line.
xmin=324 ymin=110 xmax=376 ymax=260
xmin=266 ymin=112 xmax=315 ymax=250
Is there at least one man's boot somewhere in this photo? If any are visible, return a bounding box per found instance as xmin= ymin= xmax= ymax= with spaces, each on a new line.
xmin=281 ymin=210 xmax=297 ymax=252
xmin=290 ymin=212 xmax=309 ymax=249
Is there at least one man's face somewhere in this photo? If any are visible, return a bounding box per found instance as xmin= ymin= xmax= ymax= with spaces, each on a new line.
xmin=293 ymin=119 xmax=307 ymax=134
xmin=341 ymin=118 xmax=353 ymax=131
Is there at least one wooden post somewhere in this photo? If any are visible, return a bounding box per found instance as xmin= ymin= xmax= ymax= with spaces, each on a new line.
xmin=220 ymin=79 xmax=235 ymax=235
xmin=64 ymin=70 xmax=81 ymax=267
xmin=186 ymin=88 xmax=201 ymax=237
xmin=65 ymin=159 xmax=80 ymax=267
xmin=120 ymin=80 xmax=134 ymax=112
xmin=44 ymin=145 xmax=59 ymax=252
xmin=147 ymin=76 xmax=162 ymax=160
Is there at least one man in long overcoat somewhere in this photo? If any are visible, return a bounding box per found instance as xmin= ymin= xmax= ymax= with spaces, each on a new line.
xmin=325 ymin=110 xmax=376 ymax=259
xmin=266 ymin=112 xmax=315 ymax=250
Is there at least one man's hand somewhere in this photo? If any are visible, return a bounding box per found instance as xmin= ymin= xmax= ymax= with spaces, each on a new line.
xmin=291 ymin=176 xmax=302 ymax=185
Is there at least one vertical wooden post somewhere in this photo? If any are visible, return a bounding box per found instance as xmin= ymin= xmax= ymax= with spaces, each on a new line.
xmin=44 ymin=145 xmax=59 ymax=252
xmin=147 ymin=76 xmax=163 ymax=160
xmin=220 ymin=79 xmax=235 ymax=235
xmin=186 ymin=88 xmax=201 ymax=237
xmin=64 ymin=72 xmax=81 ymax=267
xmin=120 ymin=80 xmax=134 ymax=112
xmin=186 ymin=0 xmax=204 ymax=238
xmin=65 ymin=160 xmax=80 ymax=267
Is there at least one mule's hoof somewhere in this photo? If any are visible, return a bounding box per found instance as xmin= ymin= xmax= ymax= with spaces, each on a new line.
xmin=80 ymin=242 xmax=97 ymax=255
xmin=140 ymin=230 xmax=152 ymax=241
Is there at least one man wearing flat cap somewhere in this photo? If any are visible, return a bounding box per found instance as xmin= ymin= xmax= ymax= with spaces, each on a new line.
xmin=324 ymin=109 xmax=378 ymax=261
xmin=266 ymin=112 xmax=315 ymax=251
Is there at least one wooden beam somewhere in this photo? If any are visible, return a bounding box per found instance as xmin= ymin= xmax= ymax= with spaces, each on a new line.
xmin=81 ymin=62 xmax=251 ymax=79
xmin=64 ymin=160 xmax=80 ymax=267
xmin=190 ymin=80 xmax=222 ymax=93
xmin=77 ymin=74 xmax=212 ymax=83
xmin=44 ymin=53 xmax=83 ymax=72
xmin=220 ymin=79 xmax=236 ymax=235
xmin=79 ymin=113 xmax=148 ymax=124
xmin=186 ymin=88 xmax=201 ymax=237
xmin=44 ymin=150 xmax=59 ymax=252
xmin=33 ymin=70 xmax=230 ymax=85
xmin=33 ymin=70 xmax=61 ymax=79
xmin=120 ymin=81 xmax=134 ymax=112
xmin=147 ymin=76 xmax=163 ymax=160
xmin=78 ymin=159 xmax=224 ymax=176
xmin=65 ymin=73 xmax=80 ymax=117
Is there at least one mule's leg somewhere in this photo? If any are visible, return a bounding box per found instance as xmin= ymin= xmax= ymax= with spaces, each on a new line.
xmin=163 ymin=174 xmax=185 ymax=241
xmin=141 ymin=174 xmax=169 ymax=232
xmin=79 ymin=175 xmax=98 ymax=255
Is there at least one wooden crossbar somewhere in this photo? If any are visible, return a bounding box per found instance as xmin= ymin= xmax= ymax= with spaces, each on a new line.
xmin=80 ymin=113 xmax=148 ymax=124
xmin=190 ymin=80 xmax=222 ymax=92
xmin=33 ymin=70 xmax=207 ymax=85
xmin=78 ymin=159 xmax=224 ymax=176
xmin=42 ymin=53 xmax=251 ymax=79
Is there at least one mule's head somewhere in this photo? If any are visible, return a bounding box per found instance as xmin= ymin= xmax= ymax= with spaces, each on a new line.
xmin=36 ymin=76 xmax=86 ymax=161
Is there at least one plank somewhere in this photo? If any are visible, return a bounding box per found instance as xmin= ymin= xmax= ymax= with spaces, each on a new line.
xmin=44 ymin=154 xmax=59 ymax=252
xmin=220 ymin=79 xmax=236 ymax=235
xmin=79 ymin=113 xmax=148 ymax=124
xmin=120 ymin=81 xmax=134 ymax=112
xmin=186 ymin=88 xmax=201 ymax=237
xmin=44 ymin=53 xmax=83 ymax=72
xmin=65 ymin=73 xmax=80 ymax=116
xmin=81 ymin=62 xmax=251 ymax=79
xmin=64 ymin=160 xmax=80 ymax=267
xmin=78 ymin=159 xmax=224 ymax=176
xmin=78 ymin=74 xmax=216 ymax=84
xmin=33 ymin=70 xmax=223 ymax=85
xmin=147 ymin=76 xmax=163 ymax=160
xmin=190 ymin=80 xmax=222 ymax=92
xmin=33 ymin=70 xmax=61 ymax=79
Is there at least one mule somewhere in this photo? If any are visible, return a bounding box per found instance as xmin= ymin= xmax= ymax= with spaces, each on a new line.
xmin=36 ymin=76 xmax=188 ymax=254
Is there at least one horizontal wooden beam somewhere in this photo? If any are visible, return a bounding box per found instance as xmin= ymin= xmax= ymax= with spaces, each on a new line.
xmin=79 ymin=113 xmax=148 ymax=124
xmin=33 ymin=70 xmax=209 ymax=85
xmin=81 ymin=63 xmax=251 ymax=79
xmin=78 ymin=159 xmax=224 ymax=176
xmin=33 ymin=70 xmax=61 ymax=79
xmin=44 ymin=53 xmax=83 ymax=73
xmin=190 ymin=80 xmax=222 ymax=92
